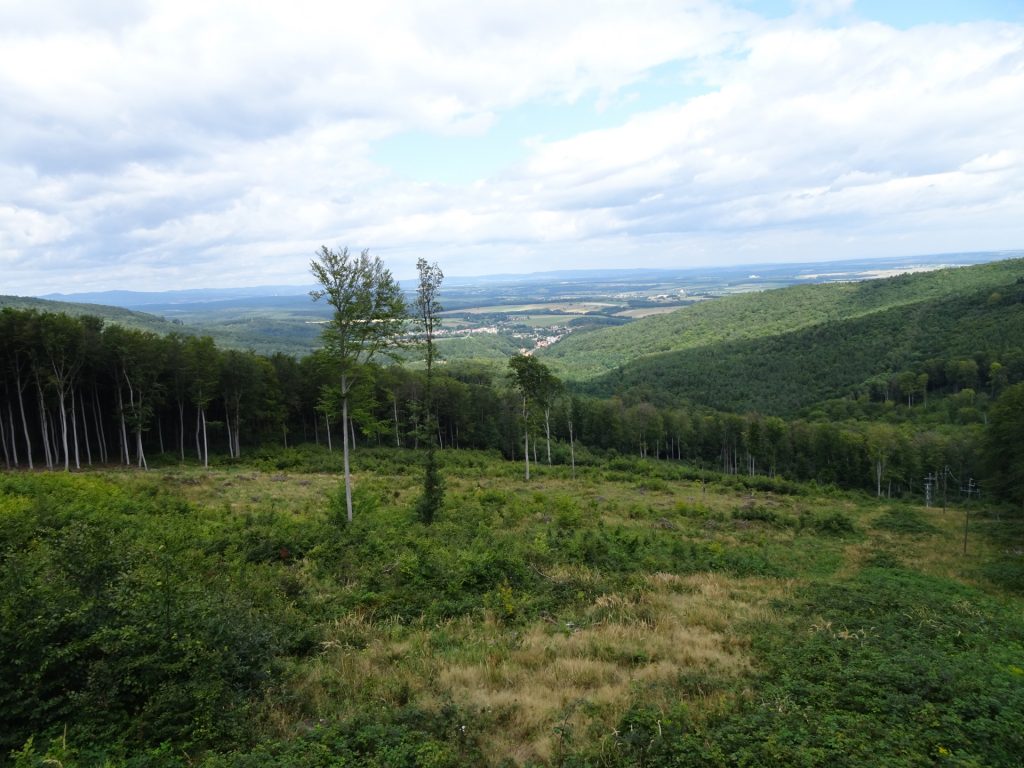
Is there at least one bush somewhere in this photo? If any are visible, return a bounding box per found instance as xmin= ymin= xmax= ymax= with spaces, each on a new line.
xmin=807 ymin=510 xmax=857 ymax=535
xmin=0 ymin=474 xmax=305 ymax=757
xmin=873 ymin=507 xmax=938 ymax=534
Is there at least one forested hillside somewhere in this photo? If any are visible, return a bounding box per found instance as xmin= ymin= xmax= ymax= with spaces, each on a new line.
xmin=585 ymin=276 xmax=1024 ymax=415
xmin=542 ymin=258 xmax=1024 ymax=381
xmin=0 ymin=295 xmax=192 ymax=338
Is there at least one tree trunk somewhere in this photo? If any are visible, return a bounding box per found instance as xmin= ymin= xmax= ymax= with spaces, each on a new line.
xmin=15 ymin=375 xmax=31 ymax=469
xmin=92 ymin=388 xmax=108 ymax=464
xmin=523 ymin=396 xmax=530 ymax=481
xmin=47 ymin=409 xmax=58 ymax=468
xmin=0 ymin=404 xmax=9 ymax=468
xmin=178 ymin=399 xmax=186 ymax=461
xmin=195 ymin=406 xmax=203 ymax=462
xmin=325 ymin=413 xmax=332 ymax=452
xmin=137 ymin=428 xmax=148 ymax=470
xmin=136 ymin=388 xmax=147 ymax=470
xmin=342 ymin=381 xmax=353 ymax=523
xmin=393 ymin=393 xmax=401 ymax=447
xmin=70 ymin=385 xmax=80 ymax=470
xmin=157 ymin=416 xmax=164 ymax=455
xmin=79 ymin=390 xmax=92 ymax=466
xmin=57 ymin=388 xmax=70 ymax=471
xmin=225 ymin=409 xmax=234 ymax=458
xmin=7 ymin=399 xmax=19 ymax=467
xmin=35 ymin=376 xmax=53 ymax=469
xmin=117 ymin=386 xmax=130 ymax=466
xmin=568 ymin=419 xmax=576 ymax=479
xmin=544 ymin=407 xmax=552 ymax=465
xmin=201 ymin=408 xmax=209 ymax=468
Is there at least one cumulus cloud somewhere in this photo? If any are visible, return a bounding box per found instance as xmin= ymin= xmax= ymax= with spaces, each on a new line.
xmin=0 ymin=0 xmax=1021 ymax=292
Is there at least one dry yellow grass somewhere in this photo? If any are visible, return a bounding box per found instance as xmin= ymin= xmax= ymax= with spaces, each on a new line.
xmin=434 ymin=574 xmax=784 ymax=764
xmin=270 ymin=573 xmax=786 ymax=765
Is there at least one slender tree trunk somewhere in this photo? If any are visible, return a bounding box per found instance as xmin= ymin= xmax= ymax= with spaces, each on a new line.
xmin=523 ymin=396 xmax=530 ymax=481
xmin=157 ymin=416 xmax=164 ymax=455
xmin=568 ymin=419 xmax=576 ymax=479
xmin=15 ymin=375 xmax=31 ymax=469
xmin=117 ymin=386 xmax=130 ymax=466
xmin=225 ymin=409 xmax=234 ymax=458
xmin=137 ymin=424 xmax=148 ymax=470
xmin=79 ymin=390 xmax=92 ymax=466
xmin=35 ymin=376 xmax=53 ymax=469
xmin=350 ymin=415 xmax=357 ymax=453
xmin=544 ymin=407 xmax=552 ymax=465
xmin=0 ymin=404 xmax=9 ymax=468
xmin=393 ymin=393 xmax=401 ymax=447
xmin=201 ymin=408 xmax=209 ymax=468
xmin=234 ymin=403 xmax=241 ymax=457
xmin=48 ymin=409 xmax=59 ymax=467
xmin=325 ymin=413 xmax=332 ymax=452
xmin=7 ymin=399 xmax=19 ymax=467
xmin=314 ymin=411 xmax=320 ymax=446
xmin=92 ymin=388 xmax=108 ymax=464
xmin=195 ymin=407 xmax=202 ymax=462
xmin=341 ymin=381 xmax=353 ymax=522
xmin=55 ymin=382 xmax=70 ymax=471
xmin=70 ymin=385 xmax=80 ymax=470
xmin=135 ymin=387 xmax=146 ymax=470
xmin=178 ymin=400 xmax=186 ymax=461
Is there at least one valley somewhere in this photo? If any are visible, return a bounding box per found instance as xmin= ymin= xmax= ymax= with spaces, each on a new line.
xmin=2 ymin=251 xmax=1023 ymax=767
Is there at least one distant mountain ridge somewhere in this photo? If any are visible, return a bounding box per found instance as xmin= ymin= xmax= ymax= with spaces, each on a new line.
xmin=35 ymin=250 xmax=1020 ymax=309
xmin=40 ymin=285 xmax=319 ymax=309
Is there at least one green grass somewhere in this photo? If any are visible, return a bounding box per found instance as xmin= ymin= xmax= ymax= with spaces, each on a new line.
xmin=2 ymin=449 xmax=1022 ymax=766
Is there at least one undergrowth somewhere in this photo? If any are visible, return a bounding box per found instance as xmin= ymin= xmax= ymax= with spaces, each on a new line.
xmin=2 ymin=452 xmax=1021 ymax=766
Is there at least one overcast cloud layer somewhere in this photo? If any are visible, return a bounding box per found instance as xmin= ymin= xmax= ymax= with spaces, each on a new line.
xmin=1 ymin=0 xmax=1022 ymax=293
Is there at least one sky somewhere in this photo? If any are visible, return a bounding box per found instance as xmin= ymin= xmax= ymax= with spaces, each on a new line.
xmin=1 ymin=0 xmax=1023 ymax=294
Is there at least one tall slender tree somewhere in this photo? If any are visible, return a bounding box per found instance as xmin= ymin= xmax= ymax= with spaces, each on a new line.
xmin=415 ymin=258 xmax=444 ymax=523
xmin=310 ymin=246 xmax=406 ymax=522
xmin=508 ymin=354 xmax=559 ymax=480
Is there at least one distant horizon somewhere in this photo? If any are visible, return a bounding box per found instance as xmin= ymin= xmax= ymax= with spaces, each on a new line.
xmin=26 ymin=248 xmax=1022 ymax=302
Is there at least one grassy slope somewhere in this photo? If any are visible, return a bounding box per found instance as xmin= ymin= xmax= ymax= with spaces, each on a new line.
xmin=3 ymin=449 xmax=1022 ymax=766
xmin=541 ymin=258 xmax=1024 ymax=382
xmin=583 ymin=279 xmax=1024 ymax=415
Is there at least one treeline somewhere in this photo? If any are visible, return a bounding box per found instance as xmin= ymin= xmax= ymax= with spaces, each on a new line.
xmin=0 ymin=307 xmax=1015 ymax=501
